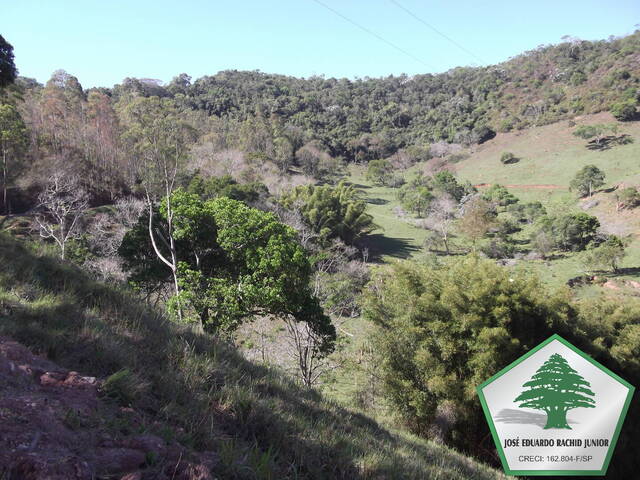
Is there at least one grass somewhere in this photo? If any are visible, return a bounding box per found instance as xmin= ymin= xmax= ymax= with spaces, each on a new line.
xmin=348 ymin=165 xmax=429 ymax=262
xmin=345 ymin=114 xmax=640 ymax=294
xmin=0 ymin=233 xmax=504 ymax=480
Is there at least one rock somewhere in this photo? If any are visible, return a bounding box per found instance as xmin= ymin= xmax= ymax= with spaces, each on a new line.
xmin=93 ymin=448 xmax=146 ymax=475
xmin=39 ymin=371 xmax=67 ymax=387
xmin=64 ymin=371 xmax=97 ymax=387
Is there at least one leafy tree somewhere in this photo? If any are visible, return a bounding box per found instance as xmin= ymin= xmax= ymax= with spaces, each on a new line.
xmin=0 ymin=103 xmax=27 ymax=212
xmin=0 ymin=34 xmax=16 ymax=88
xmin=279 ymin=182 xmax=376 ymax=245
xmin=430 ymin=171 xmax=468 ymax=202
xmin=365 ymin=159 xmax=394 ymax=186
xmin=482 ymin=184 xmax=519 ymax=208
xmin=570 ymin=165 xmax=605 ymax=197
xmin=363 ymin=256 xmax=576 ymax=452
xmin=572 ymin=124 xmax=616 ymax=146
xmin=507 ymin=201 xmax=546 ymax=223
xmin=120 ymin=190 xmax=335 ymax=351
xmin=610 ymin=99 xmax=636 ymax=121
xmin=458 ymin=196 xmax=496 ymax=249
xmin=515 ymin=353 xmax=595 ymax=429
xmin=583 ymin=235 xmax=626 ymax=273
xmin=187 ymin=174 xmax=267 ymax=204
xmin=535 ymin=213 xmax=600 ymax=251
xmin=397 ymin=184 xmax=433 ymax=217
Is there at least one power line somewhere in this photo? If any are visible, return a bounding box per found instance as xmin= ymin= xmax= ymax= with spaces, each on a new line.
xmin=309 ymin=0 xmax=435 ymax=70
xmin=388 ymin=0 xmax=486 ymax=65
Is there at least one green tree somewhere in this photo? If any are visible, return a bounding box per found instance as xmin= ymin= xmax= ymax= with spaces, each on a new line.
xmin=280 ymin=182 xmax=376 ymax=245
xmin=0 ymin=34 xmax=17 ymax=88
xmin=366 ymin=159 xmax=393 ymax=186
xmin=572 ymin=124 xmax=616 ymax=146
xmin=187 ymin=174 xmax=267 ymax=204
xmin=458 ymin=196 xmax=496 ymax=249
xmin=482 ymin=184 xmax=519 ymax=208
xmin=535 ymin=213 xmax=599 ymax=251
xmin=583 ymin=235 xmax=626 ymax=273
xmin=397 ymin=184 xmax=433 ymax=217
xmin=119 ymin=190 xmax=335 ymax=353
xmin=430 ymin=171 xmax=467 ymax=202
xmin=514 ymin=353 xmax=595 ymax=429
xmin=570 ymin=165 xmax=605 ymax=197
xmin=0 ymin=103 xmax=27 ymax=212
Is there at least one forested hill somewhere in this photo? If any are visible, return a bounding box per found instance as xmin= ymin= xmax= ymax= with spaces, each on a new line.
xmin=41 ymin=31 xmax=640 ymax=161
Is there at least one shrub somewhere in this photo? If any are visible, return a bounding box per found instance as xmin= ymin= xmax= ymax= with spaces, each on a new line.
xmin=500 ymin=152 xmax=517 ymax=164
xmin=617 ymin=187 xmax=640 ymax=209
xmin=363 ymin=257 xmax=577 ymax=454
xmin=610 ymin=100 xmax=637 ymax=121
xmin=366 ymin=159 xmax=394 ymax=186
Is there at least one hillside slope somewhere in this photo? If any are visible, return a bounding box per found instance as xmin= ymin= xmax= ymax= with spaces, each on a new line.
xmin=0 ymin=234 xmax=504 ymax=480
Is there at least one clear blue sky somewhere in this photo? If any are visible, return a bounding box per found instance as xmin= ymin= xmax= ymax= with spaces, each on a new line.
xmin=3 ymin=0 xmax=639 ymax=88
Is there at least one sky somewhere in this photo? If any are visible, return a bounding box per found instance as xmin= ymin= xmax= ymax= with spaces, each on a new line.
xmin=2 ymin=0 xmax=639 ymax=89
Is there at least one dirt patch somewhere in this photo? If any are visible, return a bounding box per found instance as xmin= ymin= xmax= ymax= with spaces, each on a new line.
xmin=0 ymin=337 xmax=216 ymax=479
xmin=475 ymin=183 xmax=565 ymax=190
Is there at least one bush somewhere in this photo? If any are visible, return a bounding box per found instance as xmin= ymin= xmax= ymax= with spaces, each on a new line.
xmin=363 ymin=257 xmax=577 ymax=456
xmin=482 ymin=184 xmax=519 ymax=207
xmin=617 ymin=187 xmax=640 ymax=209
xmin=610 ymin=100 xmax=637 ymax=121
xmin=366 ymin=159 xmax=394 ymax=186
xmin=500 ymin=152 xmax=518 ymax=164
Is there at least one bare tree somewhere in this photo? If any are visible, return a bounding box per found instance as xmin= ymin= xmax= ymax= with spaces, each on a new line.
xmin=123 ymin=97 xmax=196 ymax=321
xmin=35 ymin=172 xmax=89 ymax=259
xmin=83 ymin=196 xmax=145 ymax=281
xmin=285 ymin=240 xmax=368 ymax=387
xmin=423 ymin=194 xmax=458 ymax=254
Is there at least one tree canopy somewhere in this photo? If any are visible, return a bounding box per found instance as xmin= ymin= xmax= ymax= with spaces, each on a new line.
xmin=570 ymin=165 xmax=606 ymax=197
xmin=279 ymin=182 xmax=377 ymax=246
xmin=119 ymin=190 xmax=335 ymax=352
xmin=0 ymin=34 xmax=16 ymax=88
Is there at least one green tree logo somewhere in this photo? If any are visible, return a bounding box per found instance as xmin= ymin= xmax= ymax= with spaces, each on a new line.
xmin=514 ymin=353 xmax=596 ymax=429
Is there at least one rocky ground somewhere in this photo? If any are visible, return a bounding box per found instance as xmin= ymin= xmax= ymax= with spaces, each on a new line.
xmin=0 ymin=337 xmax=217 ymax=480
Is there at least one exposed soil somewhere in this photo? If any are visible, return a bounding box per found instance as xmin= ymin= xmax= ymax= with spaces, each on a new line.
xmin=475 ymin=183 xmax=565 ymax=190
xmin=0 ymin=337 xmax=216 ymax=480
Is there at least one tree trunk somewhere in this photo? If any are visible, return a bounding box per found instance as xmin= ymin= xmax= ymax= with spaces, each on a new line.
xmin=544 ymin=408 xmax=571 ymax=429
xmin=442 ymin=231 xmax=450 ymax=254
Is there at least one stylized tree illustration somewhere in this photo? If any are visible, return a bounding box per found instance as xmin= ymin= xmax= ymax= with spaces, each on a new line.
xmin=514 ymin=353 xmax=595 ymax=429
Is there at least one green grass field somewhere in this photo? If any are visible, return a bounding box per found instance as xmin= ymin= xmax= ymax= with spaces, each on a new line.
xmin=346 ymin=113 xmax=640 ymax=294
